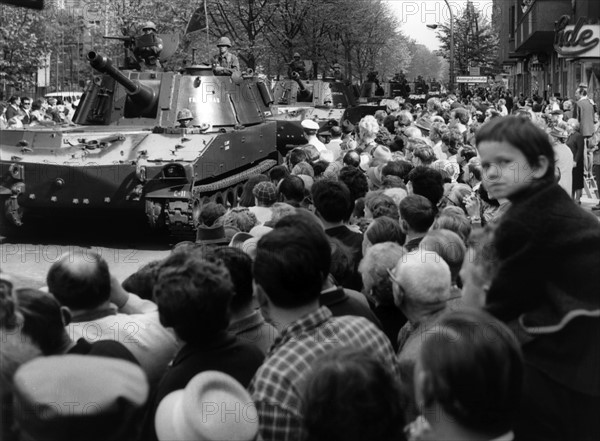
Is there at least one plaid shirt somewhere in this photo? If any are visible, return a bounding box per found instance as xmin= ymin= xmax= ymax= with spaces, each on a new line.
xmin=248 ymin=306 xmax=399 ymax=441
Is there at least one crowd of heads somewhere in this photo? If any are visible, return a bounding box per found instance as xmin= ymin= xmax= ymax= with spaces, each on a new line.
xmin=0 ymin=95 xmax=76 ymax=129
xmin=1 ymin=84 xmax=599 ymax=441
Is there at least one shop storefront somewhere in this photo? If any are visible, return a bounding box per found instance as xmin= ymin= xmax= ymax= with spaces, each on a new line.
xmin=554 ymin=17 xmax=600 ymax=102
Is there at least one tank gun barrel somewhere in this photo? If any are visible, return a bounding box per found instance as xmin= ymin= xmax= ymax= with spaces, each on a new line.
xmin=87 ymin=51 xmax=157 ymax=112
xmin=103 ymin=36 xmax=135 ymax=45
xmin=291 ymin=71 xmax=307 ymax=92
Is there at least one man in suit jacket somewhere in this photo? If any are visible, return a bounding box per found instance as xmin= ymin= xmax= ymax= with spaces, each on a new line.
xmin=19 ymin=97 xmax=32 ymax=125
xmin=575 ymin=87 xmax=595 ymax=138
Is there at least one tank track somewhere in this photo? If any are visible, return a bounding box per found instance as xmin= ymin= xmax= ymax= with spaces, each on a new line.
xmin=159 ymin=159 xmax=278 ymax=243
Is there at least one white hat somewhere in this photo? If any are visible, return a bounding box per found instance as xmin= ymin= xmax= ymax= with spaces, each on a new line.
xmin=155 ymin=371 xmax=258 ymax=441
xmin=248 ymin=225 xmax=273 ymax=239
xmin=301 ymin=119 xmax=319 ymax=130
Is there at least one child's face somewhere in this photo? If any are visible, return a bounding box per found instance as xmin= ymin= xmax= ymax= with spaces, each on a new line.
xmin=478 ymin=140 xmax=545 ymax=200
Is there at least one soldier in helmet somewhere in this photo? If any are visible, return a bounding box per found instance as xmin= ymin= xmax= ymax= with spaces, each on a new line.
xmin=212 ymin=37 xmax=239 ymax=76
xmin=133 ymin=21 xmax=163 ymax=70
xmin=176 ymin=108 xmax=194 ymax=128
xmin=332 ymin=63 xmax=346 ymax=82
xmin=288 ymin=52 xmax=308 ymax=80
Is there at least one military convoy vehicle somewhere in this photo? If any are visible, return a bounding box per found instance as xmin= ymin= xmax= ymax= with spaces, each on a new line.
xmin=268 ymin=73 xmax=357 ymax=148
xmin=0 ymin=52 xmax=278 ymax=239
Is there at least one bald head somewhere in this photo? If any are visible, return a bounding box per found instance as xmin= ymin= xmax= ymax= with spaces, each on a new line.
xmin=393 ymin=251 xmax=451 ymax=308
xmin=404 ymin=126 xmax=422 ymax=139
xmin=47 ymin=251 xmax=111 ymax=310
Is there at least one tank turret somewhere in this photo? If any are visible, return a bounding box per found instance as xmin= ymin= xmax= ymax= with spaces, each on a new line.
xmin=88 ymin=51 xmax=158 ymax=117
xmin=291 ymin=71 xmax=312 ymax=102
xmin=1 ymin=48 xmax=279 ymax=241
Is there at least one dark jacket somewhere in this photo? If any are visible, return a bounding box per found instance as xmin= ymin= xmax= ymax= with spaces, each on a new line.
xmin=68 ymin=338 xmax=139 ymax=365
xmin=143 ymin=331 xmax=264 ymax=441
xmin=319 ymin=286 xmax=382 ymax=329
xmin=486 ymin=182 xmax=600 ymax=394
xmin=488 ymin=183 xmax=600 ymax=441
xmin=154 ymin=331 xmax=264 ymax=404
xmin=325 ymin=225 xmax=363 ymax=290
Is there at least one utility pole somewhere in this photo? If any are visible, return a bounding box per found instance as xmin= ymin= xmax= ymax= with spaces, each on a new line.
xmin=445 ymin=0 xmax=455 ymax=93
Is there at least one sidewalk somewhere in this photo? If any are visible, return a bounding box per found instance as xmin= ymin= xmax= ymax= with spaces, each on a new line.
xmin=581 ymin=195 xmax=600 ymax=217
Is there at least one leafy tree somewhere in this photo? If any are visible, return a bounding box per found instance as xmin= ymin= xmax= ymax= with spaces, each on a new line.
xmin=262 ymin=0 xmax=410 ymax=81
xmin=206 ymin=0 xmax=278 ymax=71
xmin=434 ymin=0 xmax=499 ymax=77
xmin=0 ymin=5 xmax=52 ymax=94
xmin=0 ymin=0 xmax=415 ymax=95
xmin=405 ymin=42 xmax=443 ymax=82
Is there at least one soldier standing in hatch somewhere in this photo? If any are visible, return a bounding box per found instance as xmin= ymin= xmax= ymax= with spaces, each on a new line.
xmin=332 ymin=63 xmax=346 ymax=82
xmin=176 ymin=109 xmax=194 ymax=128
xmin=212 ymin=37 xmax=240 ymax=76
xmin=133 ymin=21 xmax=163 ymax=70
xmin=288 ymin=52 xmax=308 ymax=80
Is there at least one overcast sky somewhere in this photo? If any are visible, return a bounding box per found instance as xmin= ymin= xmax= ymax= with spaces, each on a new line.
xmin=385 ymin=0 xmax=495 ymax=51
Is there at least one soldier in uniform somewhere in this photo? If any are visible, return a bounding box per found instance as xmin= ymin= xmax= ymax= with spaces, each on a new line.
xmin=332 ymin=63 xmax=346 ymax=82
xmin=288 ymin=52 xmax=308 ymax=80
xmin=176 ymin=109 xmax=194 ymax=128
xmin=133 ymin=21 xmax=163 ymax=70
xmin=212 ymin=37 xmax=239 ymax=76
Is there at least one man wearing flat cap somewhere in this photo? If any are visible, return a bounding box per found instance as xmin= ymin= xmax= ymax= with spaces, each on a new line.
xmin=250 ymin=181 xmax=278 ymax=225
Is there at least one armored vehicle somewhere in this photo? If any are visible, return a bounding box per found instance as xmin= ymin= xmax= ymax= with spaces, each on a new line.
xmin=270 ymin=73 xmax=391 ymax=150
xmin=269 ymin=73 xmax=355 ymax=149
xmin=0 ymin=52 xmax=278 ymax=239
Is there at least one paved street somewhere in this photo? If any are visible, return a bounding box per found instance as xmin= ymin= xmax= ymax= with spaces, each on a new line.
xmin=0 ymin=214 xmax=171 ymax=289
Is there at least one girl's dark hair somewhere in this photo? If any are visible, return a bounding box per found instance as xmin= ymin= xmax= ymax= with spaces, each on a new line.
xmin=15 ymin=288 xmax=65 ymax=355
xmin=302 ymin=347 xmax=406 ymax=441
xmin=475 ymin=116 xmax=555 ymax=183
xmin=238 ymin=174 xmax=269 ymax=207
xmin=0 ymin=276 xmax=17 ymax=329
xmin=420 ymin=309 xmax=523 ymax=437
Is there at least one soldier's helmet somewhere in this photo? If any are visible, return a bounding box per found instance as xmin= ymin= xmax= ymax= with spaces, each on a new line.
xmin=333 ymin=63 xmax=341 ymax=69
xmin=142 ymin=21 xmax=157 ymax=32
xmin=293 ymin=52 xmax=301 ymax=58
xmin=176 ymin=108 xmax=194 ymax=121
xmin=217 ymin=37 xmax=232 ymax=47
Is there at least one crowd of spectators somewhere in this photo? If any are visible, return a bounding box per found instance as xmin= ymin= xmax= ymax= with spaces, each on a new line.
xmin=0 ymin=95 xmax=76 ymax=129
xmin=1 ymin=86 xmax=600 ymax=441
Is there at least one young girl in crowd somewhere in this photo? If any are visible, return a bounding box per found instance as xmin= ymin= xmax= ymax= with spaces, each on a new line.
xmin=475 ymin=116 xmax=600 ymax=441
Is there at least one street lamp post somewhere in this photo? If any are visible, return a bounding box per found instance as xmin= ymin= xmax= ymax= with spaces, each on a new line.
xmin=446 ymin=0 xmax=455 ymax=93
xmin=427 ymin=0 xmax=455 ymax=93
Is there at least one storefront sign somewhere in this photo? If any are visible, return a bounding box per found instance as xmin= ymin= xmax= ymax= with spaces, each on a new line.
xmin=554 ymin=17 xmax=600 ymax=58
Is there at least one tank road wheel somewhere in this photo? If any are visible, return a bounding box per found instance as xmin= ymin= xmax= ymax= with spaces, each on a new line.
xmin=145 ymin=200 xmax=165 ymax=231
xmin=225 ymin=188 xmax=236 ymax=208
xmin=235 ymin=183 xmax=245 ymax=206
xmin=211 ymin=192 xmax=226 ymax=206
